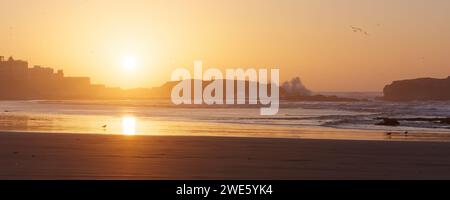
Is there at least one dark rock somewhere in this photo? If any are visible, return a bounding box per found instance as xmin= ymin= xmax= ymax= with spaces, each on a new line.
xmin=440 ymin=118 xmax=450 ymax=125
xmin=376 ymin=118 xmax=400 ymax=126
xmin=383 ymin=76 xmax=450 ymax=101
xmin=375 ymin=117 xmax=450 ymax=125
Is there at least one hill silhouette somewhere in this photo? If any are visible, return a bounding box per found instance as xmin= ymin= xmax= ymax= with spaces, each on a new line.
xmin=383 ymin=76 xmax=450 ymax=101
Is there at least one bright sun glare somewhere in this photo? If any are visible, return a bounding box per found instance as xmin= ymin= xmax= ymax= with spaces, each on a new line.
xmin=122 ymin=56 xmax=137 ymax=71
xmin=122 ymin=116 xmax=136 ymax=136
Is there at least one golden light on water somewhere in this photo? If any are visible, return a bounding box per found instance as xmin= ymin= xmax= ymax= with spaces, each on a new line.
xmin=122 ymin=116 xmax=136 ymax=136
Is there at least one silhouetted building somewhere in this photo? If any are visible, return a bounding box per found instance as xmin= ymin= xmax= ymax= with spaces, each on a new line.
xmin=0 ymin=56 xmax=94 ymax=99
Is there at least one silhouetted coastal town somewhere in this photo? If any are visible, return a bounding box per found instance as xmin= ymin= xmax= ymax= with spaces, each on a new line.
xmin=2 ymin=56 xmax=448 ymax=101
xmin=0 ymin=56 xmax=359 ymax=101
xmin=0 ymin=56 xmax=160 ymax=99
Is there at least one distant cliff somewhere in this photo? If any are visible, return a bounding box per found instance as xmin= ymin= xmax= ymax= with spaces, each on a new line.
xmin=383 ymin=76 xmax=450 ymax=101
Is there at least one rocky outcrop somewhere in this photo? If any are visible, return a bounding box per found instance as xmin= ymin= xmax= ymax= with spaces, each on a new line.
xmin=383 ymin=76 xmax=450 ymax=101
xmin=375 ymin=118 xmax=400 ymax=126
xmin=375 ymin=117 xmax=450 ymax=125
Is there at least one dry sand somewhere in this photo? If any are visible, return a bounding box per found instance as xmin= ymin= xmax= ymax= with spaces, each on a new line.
xmin=1 ymin=132 xmax=450 ymax=179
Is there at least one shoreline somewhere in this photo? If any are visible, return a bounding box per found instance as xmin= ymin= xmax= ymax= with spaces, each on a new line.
xmin=2 ymin=131 xmax=450 ymax=179
xmin=3 ymin=128 xmax=450 ymax=143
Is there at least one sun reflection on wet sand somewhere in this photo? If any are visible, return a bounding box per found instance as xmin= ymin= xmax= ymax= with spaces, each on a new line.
xmin=122 ymin=116 xmax=136 ymax=136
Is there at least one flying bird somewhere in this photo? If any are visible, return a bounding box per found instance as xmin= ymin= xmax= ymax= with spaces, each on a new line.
xmin=351 ymin=26 xmax=363 ymax=32
xmin=350 ymin=26 xmax=370 ymax=36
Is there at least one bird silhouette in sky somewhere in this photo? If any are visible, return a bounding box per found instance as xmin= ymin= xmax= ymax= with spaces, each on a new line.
xmin=350 ymin=26 xmax=370 ymax=36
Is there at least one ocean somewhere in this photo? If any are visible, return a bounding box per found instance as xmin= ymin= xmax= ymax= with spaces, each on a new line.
xmin=0 ymin=97 xmax=449 ymax=141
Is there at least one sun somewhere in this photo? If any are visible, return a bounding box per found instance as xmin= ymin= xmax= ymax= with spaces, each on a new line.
xmin=122 ymin=55 xmax=137 ymax=71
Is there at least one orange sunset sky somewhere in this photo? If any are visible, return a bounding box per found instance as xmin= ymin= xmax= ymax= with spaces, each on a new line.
xmin=1 ymin=0 xmax=449 ymax=91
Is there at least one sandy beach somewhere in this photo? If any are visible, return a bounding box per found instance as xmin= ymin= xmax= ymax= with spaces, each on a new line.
xmin=1 ymin=132 xmax=450 ymax=180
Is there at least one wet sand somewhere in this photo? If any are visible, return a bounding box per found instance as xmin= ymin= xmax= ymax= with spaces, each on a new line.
xmin=1 ymin=132 xmax=450 ymax=179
